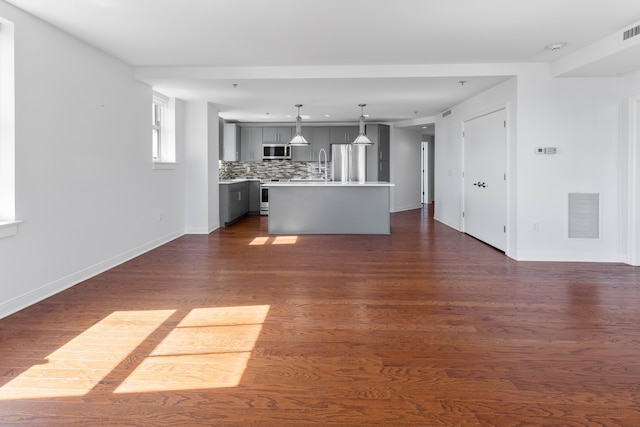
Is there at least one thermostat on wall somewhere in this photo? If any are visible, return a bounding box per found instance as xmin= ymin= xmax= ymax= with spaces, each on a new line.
xmin=535 ymin=147 xmax=557 ymax=155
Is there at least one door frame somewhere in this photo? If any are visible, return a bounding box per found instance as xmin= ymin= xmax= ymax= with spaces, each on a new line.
xmin=461 ymin=105 xmax=509 ymax=252
xmin=421 ymin=141 xmax=429 ymax=204
xmin=628 ymin=96 xmax=640 ymax=266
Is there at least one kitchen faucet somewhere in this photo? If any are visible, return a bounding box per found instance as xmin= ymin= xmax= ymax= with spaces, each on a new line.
xmin=318 ymin=148 xmax=328 ymax=183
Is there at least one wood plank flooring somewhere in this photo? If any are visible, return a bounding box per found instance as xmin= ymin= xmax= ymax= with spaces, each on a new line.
xmin=1 ymin=206 xmax=639 ymax=426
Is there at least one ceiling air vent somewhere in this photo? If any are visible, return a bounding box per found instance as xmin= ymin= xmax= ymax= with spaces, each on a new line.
xmin=442 ymin=110 xmax=452 ymax=117
xmin=623 ymin=24 xmax=640 ymax=41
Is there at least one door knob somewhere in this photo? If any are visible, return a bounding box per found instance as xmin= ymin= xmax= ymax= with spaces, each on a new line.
xmin=480 ymin=182 xmax=487 ymax=188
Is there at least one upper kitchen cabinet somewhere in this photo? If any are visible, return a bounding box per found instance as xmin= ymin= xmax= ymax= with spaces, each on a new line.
xmin=365 ymin=124 xmax=390 ymax=182
xmin=330 ymin=126 xmax=359 ymax=144
xmin=221 ymin=123 xmax=240 ymax=161
xmin=292 ymin=127 xmax=331 ymax=161
xmin=240 ymin=127 xmax=262 ymax=161
xmin=262 ymin=127 xmax=292 ymax=144
xmin=291 ymin=127 xmax=313 ymax=161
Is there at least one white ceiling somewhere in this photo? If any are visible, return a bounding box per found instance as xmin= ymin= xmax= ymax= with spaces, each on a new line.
xmin=6 ymin=0 xmax=640 ymax=131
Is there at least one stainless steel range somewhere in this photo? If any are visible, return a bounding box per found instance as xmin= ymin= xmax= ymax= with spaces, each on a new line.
xmin=260 ymin=179 xmax=289 ymax=215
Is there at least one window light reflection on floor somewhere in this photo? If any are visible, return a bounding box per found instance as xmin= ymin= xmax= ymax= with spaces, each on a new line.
xmin=0 ymin=305 xmax=270 ymax=399
xmin=249 ymin=236 xmax=298 ymax=245
xmin=115 ymin=305 xmax=270 ymax=393
xmin=273 ymin=236 xmax=298 ymax=245
xmin=0 ymin=310 xmax=176 ymax=400
xmin=249 ymin=237 xmax=269 ymax=245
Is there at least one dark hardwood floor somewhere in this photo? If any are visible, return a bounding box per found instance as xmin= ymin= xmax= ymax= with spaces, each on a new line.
xmin=1 ymin=206 xmax=639 ymax=426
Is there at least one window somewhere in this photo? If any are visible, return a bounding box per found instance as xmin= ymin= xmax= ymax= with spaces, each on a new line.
xmin=0 ymin=18 xmax=20 ymax=238
xmin=152 ymin=91 xmax=176 ymax=168
xmin=152 ymin=96 xmax=164 ymax=161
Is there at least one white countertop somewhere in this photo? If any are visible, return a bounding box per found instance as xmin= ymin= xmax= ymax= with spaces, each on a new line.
xmin=219 ymin=178 xmax=261 ymax=184
xmin=261 ymin=181 xmax=394 ymax=187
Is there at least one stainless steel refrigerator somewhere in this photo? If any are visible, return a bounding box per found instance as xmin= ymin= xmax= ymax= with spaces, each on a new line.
xmin=331 ymin=144 xmax=367 ymax=183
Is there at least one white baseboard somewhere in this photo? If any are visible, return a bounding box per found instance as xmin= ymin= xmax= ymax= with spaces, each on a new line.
xmin=434 ymin=215 xmax=462 ymax=232
xmin=184 ymin=227 xmax=210 ymax=234
xmin=0 ymin=229 xmax=184 ymax=320
xmin=513 ymin=251 xmax=624 ymax=263
xmin=391 ymin=203 xmax=422 ymax=213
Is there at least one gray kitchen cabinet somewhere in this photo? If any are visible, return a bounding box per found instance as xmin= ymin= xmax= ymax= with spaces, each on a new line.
xmin=249 ymin=180 xmax=260 ymax=214
xmin=330 ymin=126 xmax=359 ymax=144
xmin=222 ymin=123 xmax=240 ymax=161
xmin=365 ymin=124 xmax=390 ymax=182
xmin=312 ymin=127 xmax=331 ymax=160
xmin=240 ymin=127 xmax=262 ymax=161
xmin=291 ymin=126 xmax=331 ymax=161
xmin=291 ymin=127 xmax=313 ymax=161
xmin=219 ymin=181 xmax=249 ymax=226
xmin=262 ymin=127 xmax=292 ymax=144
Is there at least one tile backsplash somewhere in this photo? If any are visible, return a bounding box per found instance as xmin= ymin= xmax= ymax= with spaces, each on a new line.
xmin=220 ymin=160 xmax=331 ymax=180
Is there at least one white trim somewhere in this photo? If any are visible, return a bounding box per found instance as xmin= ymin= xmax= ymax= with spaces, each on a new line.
xmin=391 ymin=203 xmax=422 ymax=213
xmin=0 ymin=229 xmax=184 ymax=320
xmin=152 ymin=161 xmax=177 ymax=170
xmin=0 ymin=220 xmax=21 ymax=238
xmin=514 ymin=251 xmax=623 ymax=263
xmin=628 ymin=96 xmax=640 ymax=266
xmin=434 ymin=215 xmax=463 ymax=232
xmin=152 ymin=91 xmax=169 ymax=104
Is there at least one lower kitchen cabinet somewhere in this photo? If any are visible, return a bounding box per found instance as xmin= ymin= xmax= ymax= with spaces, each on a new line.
xmin=249 ymin=181 xmax=260 ymax=214
xmin=219 ymin=182 xmax=249 ymax=226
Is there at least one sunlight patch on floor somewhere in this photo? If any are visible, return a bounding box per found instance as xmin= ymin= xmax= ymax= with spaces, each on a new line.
xmin=249 ymin=236 xmax=270 ymax=245
xmin=114 ymin=305 xmax=270 ymax=393
xmin=0 ymin=310 xmax=175 ymax=400
xmin=273 ymin=236 xmax=298 ymax=245
xmin=250 ymin=236 xmax=298 ymax=245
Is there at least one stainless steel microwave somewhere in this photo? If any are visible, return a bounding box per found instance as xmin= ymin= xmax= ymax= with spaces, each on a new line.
xmin=262 ymin=144 xmax=291 ymax=160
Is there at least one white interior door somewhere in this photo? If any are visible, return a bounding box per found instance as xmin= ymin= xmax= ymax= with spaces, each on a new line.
xmin=422 ymin=142 xmax=429 ymax=204
xmin=464 ymin=109 xmax=507 ymax=251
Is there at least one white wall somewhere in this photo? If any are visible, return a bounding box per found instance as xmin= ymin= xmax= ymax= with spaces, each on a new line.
xmin=515 ymin=69 xmax=624 ymax=262
xmin=435 ymin=68 xmax=629 ymax=263
xmin=390 ymin=127 xmax=422 ymax=212
xmin=434 ymin=78 xmax=517 ymax=246
xmin=0 ymin=2 xmax=186 ymax=318
xmin=184 ymin=101 xmax=220 ymax=233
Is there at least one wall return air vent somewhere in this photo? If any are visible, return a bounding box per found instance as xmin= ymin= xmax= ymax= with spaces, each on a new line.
xmin=623 ymin=24 xmax=640 ymax=41
xmin=568 ymin=193 xmax=600 ymax=239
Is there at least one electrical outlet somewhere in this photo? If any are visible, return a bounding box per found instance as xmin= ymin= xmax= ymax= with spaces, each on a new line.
xmin=533 ymin=222 xmax=539 ymax=232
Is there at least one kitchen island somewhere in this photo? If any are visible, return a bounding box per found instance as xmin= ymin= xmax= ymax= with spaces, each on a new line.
xmin=261 ymin=181 xmax=394 ymax=234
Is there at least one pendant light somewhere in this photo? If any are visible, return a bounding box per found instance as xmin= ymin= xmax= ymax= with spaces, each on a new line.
xmin=352 ymin=103 xmax=372 ymax=145
xmin=288 ymin=104 xmax=310 ymax=146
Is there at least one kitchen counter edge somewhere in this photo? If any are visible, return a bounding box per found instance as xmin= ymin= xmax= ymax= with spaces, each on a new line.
xmin=261 ymin=181 xmax=394 ymax=187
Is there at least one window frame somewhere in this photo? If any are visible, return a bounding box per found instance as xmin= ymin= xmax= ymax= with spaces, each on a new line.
xmin=151 ymin=91 xmax=176 ymax=168
xmin=0 ymin=18 xmax=20 ymax=238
